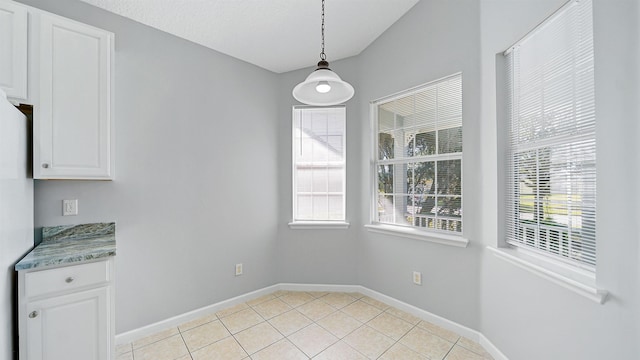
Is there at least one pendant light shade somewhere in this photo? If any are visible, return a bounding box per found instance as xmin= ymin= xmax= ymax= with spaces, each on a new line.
xmin=293 ymin=61 xmax=354 ymax=106
xmin=292 ymin=0 xmax=354 ymax=106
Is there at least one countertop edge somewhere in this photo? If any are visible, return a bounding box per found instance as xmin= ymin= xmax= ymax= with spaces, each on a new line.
xmin=15 ymin=249 xmax=116 ymax=271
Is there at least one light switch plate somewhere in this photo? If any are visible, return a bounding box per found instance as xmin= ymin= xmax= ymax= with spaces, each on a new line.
xmin=62 ymin=199 xmax=78 ymax=216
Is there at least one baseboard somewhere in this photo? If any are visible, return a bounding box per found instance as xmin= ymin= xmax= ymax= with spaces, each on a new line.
xmin=115 ymin=283 xmax=508 ymax=360
xmin=479 ymin=333 xmax=509 ymax=360
xmin=278 ymin=282 xmax=362 ymax=293
xmin=281 ymin=284 xmax=506 ymax=360
xmin=358 ymin=287 xmax=480 ymax=341
xmin=115 ymin=284 xmax=279 ymax=344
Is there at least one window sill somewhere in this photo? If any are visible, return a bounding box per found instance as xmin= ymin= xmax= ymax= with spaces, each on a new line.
xmin=288 ymin=221 xmax=350 ymax=230
xmin=486 ymin=246 xmax=608 ymax=304
xmin=364 ymin=224 xmax=468 ymax=248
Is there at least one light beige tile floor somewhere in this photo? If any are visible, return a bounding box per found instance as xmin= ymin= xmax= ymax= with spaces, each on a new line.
xmin=118 ymin=291 xmax=493 ymax=360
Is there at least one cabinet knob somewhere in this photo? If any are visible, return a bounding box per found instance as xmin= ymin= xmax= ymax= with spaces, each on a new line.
xmin=28 ymin=311 xmax=38 ymax=318
xmin=42 ymin=163 xmax=49 ymax=169
xmin=65 ymin=277 xmax=74 ymax=283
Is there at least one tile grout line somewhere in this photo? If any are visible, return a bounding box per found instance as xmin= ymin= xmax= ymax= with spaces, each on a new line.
xmin=318 ymin=296 xmax=385 ymax=359
xmin=253 ymin=291 xmax=314 ymax=358
xmin=269 ymin=291 xmax=322 ymax=358
xmin=274 ymin=291 xmax=358 ymax=358
xmin=266 ymin=309 xmax=314 ymax=358
xmin=454 ymin=338 xmax=493 ymax=359
xmin=246 ymin=296 xmax=291 ymax=357
xmin=227 ymin=307 xmax=258 ymax=358
xmin=441 ymin=340 xmax=456 ymax=360
xmin=175 ymin=326 xmax=193 ymax=360
xmin=304 ymin=295 xmax=346 ymax=357
xmin=129 ymin=291 xmax=492 ymax=360
xmin=375 ymin=319 xmax=420 ymax=359
xmin=240 ymin=294 xmax=314 ymax=358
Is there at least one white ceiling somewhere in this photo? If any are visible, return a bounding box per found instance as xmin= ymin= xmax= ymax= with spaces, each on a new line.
xmin=78 ymin=0 xmax=420 ymax=73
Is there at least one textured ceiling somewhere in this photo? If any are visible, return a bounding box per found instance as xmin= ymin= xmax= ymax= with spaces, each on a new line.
xmin=78 ymin=0 xmax=419 ymax=73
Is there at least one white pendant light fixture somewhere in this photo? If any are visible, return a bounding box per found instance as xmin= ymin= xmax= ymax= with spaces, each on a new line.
xmin=293 ymin=0 xmax=354 ymax=106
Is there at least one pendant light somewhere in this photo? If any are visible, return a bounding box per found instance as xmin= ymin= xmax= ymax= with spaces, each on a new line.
xmin=292 ymin=0 xmax=354 ymax=106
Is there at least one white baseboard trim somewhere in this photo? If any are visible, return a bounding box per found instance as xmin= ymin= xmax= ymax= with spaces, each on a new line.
xmin=116 ymin=283 xmax=508 ymax=360
xmin=115 ymin=284 xmax=279 ymax=344
xmin=479 ymin=333 xmax=509 ymax=360
xmin=278 ymin=282 xmax=361 ymax=293
xmin=359 ymin=286 xmax=480 ymax=341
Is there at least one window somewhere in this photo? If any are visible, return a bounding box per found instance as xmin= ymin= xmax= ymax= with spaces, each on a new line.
xmin=291 ymin=106 xmax=346 ymax=225
xmin=504 ymin=0 xmax=596 ymax=270
xmin=372 ymin=74 xmax=463 ymax=234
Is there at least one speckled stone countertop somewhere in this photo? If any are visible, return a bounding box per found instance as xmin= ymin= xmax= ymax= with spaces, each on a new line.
xmin=15 ymin=223 xmax=116 ymax=271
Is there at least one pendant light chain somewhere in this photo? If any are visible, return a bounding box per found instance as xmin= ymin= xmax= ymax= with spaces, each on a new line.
xmin=320 ymin=0 xmax=326 ymax=60
xmin=291 ymin=0 xmax=354 ymax=106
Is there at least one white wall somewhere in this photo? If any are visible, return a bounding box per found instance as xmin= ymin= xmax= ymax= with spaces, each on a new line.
xmin=18 ymin=0 xmax=281 ymax=333
xmin=479 ymin=0 xmax=640 ymax=359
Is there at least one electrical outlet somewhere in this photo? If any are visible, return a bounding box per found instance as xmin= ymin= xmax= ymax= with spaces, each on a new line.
xmin=235 ymin=263 xmax=243 ymax=276
xmin=413 ymin=271 xmax=422 ymax=285
xmin=62 ymin=199 xmax=78 ymax=216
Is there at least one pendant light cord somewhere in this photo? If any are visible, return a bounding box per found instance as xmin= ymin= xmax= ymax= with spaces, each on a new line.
xmin=320 ymin=0 xmax=326 ymax=60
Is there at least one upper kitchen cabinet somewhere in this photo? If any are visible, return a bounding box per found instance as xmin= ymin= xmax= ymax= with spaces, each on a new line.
xmin=34 ymin=13 xmax=114 ymax=180
xmin=0 ymin=0 xmax=28 ymax=100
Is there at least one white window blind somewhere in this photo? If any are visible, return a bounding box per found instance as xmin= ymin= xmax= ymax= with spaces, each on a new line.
xmin=505 ymin=0 xmax=596 ymax=269
xmin=292 ymin=106 xmax=346 ymax=222
xmin=373 ymin=74 xmax=463 ymax=234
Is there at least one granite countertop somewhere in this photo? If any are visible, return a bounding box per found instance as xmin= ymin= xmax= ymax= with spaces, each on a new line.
xmin=15 ymin=223 xmax=116 ymax=271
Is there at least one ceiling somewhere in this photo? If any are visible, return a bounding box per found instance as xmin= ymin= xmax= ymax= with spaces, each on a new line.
xmin=78 ymin=0 xmax=420 ymax=73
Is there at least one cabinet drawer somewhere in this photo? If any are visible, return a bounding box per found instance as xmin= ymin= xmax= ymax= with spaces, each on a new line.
xmin=25 ymin=260 xmax=110 ymax=298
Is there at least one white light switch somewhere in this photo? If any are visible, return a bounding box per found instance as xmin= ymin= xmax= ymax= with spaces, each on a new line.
xmin=62 ymin=200 xmax=78 ymax=216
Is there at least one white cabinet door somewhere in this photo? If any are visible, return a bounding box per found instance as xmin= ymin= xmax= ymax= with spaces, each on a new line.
xmin=0 ymin=0 xmax=28 ymax=100
xmin=25 ymin=286 xmax=111 ymax=360
xmin=35 ymin=13 xmax=113 ymax=179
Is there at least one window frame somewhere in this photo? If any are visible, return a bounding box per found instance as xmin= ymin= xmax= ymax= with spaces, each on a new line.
xmin=367 ymin=73 xmax=468 ymax=247
xmin=491 ymin=0 xmax=607 ymax=304
xmin=289 ymin=105 xmax=349 ymax=229
xmin=503 ymin=0 xmax=596 ymax=272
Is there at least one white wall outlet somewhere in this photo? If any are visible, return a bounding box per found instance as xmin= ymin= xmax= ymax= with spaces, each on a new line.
xmin=413 ymin=271 xmax=422 ymax=285
xmin=62 ymin=199 xmax=78 ymax=216
xmin=235 ymin=263 xmax=243 ymax=276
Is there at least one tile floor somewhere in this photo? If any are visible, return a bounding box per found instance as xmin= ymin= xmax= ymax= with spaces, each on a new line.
xmin=116 ymin=291 xmax=493 ymax=360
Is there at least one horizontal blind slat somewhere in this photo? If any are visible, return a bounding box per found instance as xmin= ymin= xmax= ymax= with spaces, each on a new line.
xmin=505 ymin=0 xmax=596 ymax=269
xmin=375 ymin=74 xmax=463 ymax=234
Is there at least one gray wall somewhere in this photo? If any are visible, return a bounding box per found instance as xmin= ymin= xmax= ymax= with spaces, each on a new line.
xmin=275 ymin=58 xmax=361 ymax=286
xmin=354 ymin=0 xmax=483 ymax=330
xmin=19 ymin=0 xmax=640 ymax=357
xmin=18 ymin=0 xmax=280 ymax=333
xmin=479 ymin=0 xmax=640 ymax=359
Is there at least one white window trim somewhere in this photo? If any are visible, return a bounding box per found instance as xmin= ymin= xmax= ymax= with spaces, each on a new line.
xmin=497 ymin=0 xmax=600 ymax=296
xmin=365 ymin=224 xmax=468 ymax=247
xmin=487 ymin=246 xmax=608 ymax=304
xmin=288 ymin=221 xmax=350 ymax=230
xmin=369 ymin=73 xmax=465 ymax=240
xmin=291 ymin=105 xmax=347 ymax=225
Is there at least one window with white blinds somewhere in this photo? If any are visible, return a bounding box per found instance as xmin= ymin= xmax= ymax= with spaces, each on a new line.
xmin=292 ymin=106 xmax=346 ymax=222
xmin=373 ymin=74 xmax=462 ymax=234
xmin=505 ymin=0 xmax=596 ymax=269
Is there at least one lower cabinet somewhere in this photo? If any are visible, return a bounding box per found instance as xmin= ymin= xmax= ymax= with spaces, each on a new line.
xmin=18 ymin=259 xmax=115 ymax=360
